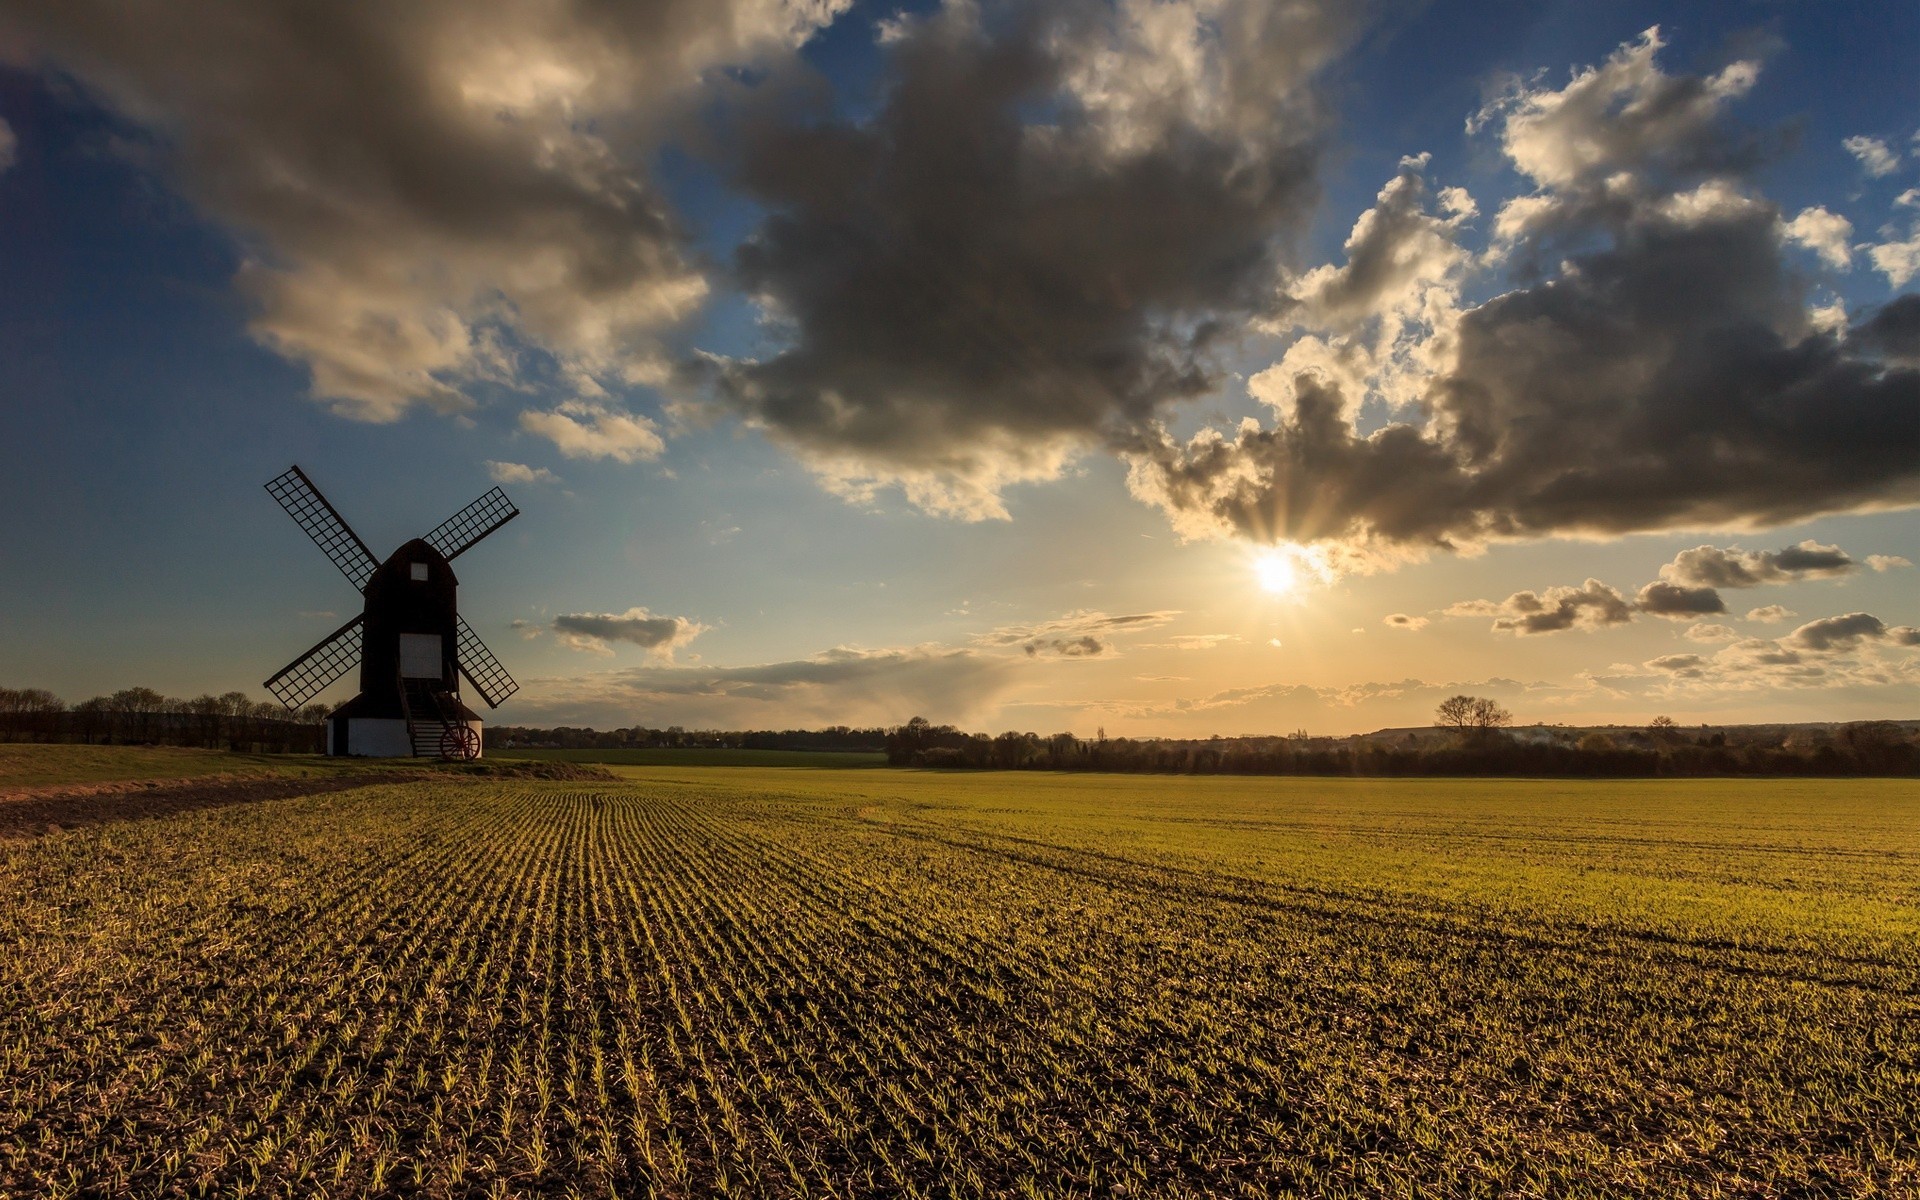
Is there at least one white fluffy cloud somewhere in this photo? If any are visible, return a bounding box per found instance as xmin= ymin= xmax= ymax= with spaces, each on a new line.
xmin=484 ymin=461 xmax=558 ymax=485
xmin=520 ymin=402 xmax=666 ymax=463
xmin=1783 ymin=206 xmax=1852 ymax=269
xmin=1844 ymin=135 xmax=1901 ymax=178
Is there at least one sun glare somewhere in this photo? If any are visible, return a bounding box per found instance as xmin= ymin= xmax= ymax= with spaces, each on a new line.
xmin=1252 ymin=548 xmax=1299 ymax=596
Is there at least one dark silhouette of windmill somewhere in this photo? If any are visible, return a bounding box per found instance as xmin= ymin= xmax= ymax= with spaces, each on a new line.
xmin=262 ymin=466 xmax=520 ymax=759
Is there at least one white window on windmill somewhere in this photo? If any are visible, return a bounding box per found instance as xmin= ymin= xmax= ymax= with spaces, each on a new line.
xmin=399 ymin=633 xmax=442 ymax=679
xmin=410 ymin=562 xmax=429 ymax=582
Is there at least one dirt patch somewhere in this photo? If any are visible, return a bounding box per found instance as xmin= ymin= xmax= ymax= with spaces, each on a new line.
xmin=0 ymin=774 xmax=388 ymax=839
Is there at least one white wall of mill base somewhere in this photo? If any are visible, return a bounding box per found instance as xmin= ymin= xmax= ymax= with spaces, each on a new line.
xmin=333 ymin=718 xmax=484 ymax=759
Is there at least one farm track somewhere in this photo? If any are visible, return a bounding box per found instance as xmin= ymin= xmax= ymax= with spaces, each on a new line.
xmin=0 ymin=774 xmax=387 ymax=839
xmin=0 ymin=778 xmax=1915 ymax=1197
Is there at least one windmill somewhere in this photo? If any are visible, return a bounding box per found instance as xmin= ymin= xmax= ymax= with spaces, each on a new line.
xmin=262 ymin=466 xmax=521 ymax=759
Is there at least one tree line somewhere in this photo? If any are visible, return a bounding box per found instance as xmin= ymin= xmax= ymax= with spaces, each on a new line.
xmin=491 ymin=724 xmax=888 ymax=752
xmin=0 ymin=686 xmax=326 ymax=753
xmin=882 ymin=700 xmax=1920 ymax=777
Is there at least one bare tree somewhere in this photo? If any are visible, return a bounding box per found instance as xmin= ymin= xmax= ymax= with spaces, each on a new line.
xmin=1437 ymin=694 xmax=1512 ymax=735
xmin=1470 ymin=697 xmax=1513 ymax=730
xmin=1435 ymin=695 xmax=1477 ymax=731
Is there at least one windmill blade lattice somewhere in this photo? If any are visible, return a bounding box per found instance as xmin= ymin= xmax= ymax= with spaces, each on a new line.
xmin=456 ymin=617 xmax=520 ymax=708
xmin=266 ymin=467 xmax=380 ymax=590
xmin=264 ymin=615 xmax=365 ymax=709
xmin=424 ymin=488 xmax=520 ymax=562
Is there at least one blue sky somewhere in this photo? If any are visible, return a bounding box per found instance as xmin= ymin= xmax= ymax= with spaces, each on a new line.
xmin=2 ymin=0 xmax=1918 ymax=734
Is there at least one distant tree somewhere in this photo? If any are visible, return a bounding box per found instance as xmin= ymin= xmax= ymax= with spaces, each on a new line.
xmin=1437 ymin=695 xmax=1512 ymax=735
xmin=1648 ymin=715 xmax=1677 ymax=733
xmin=1435 ymin=695 xmax=1477 ymax=732
xmin=1470 ymin=698 xmax=1513 ymax=730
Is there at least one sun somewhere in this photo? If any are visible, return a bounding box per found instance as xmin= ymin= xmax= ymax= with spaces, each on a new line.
xmin=1251 ymin=547 xmax=1299 ymax=596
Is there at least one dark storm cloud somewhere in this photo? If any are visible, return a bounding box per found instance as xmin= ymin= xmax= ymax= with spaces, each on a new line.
xmin=0 ymin=0 xmax=845 ymax=420
xmin=684 ymin=0 xmax=1361 ymax=517
xmin=1126 ymin=31 xmax=1920 ymax=559
xmin=1853 ymin=295 xmax=1920 ymax=368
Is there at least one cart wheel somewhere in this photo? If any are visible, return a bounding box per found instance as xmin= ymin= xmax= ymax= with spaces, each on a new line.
xmin=439 ymin=725 xmax=481 ymax=761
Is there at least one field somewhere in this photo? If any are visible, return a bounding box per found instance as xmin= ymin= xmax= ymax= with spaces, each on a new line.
xmin=0 ymin=743 xmax=337 ymax=790
xmin=1 ymin=755 xmax=1916 ymax=1197
xmin=495 ymin=747 xmax=887 ymax=769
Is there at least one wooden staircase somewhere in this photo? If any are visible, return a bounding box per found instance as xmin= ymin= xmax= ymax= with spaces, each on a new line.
xmin=398 ymin=676 xmax=461 ymax=758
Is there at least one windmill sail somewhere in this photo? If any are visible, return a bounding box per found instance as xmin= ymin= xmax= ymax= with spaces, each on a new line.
xmin=424 ymin=487 xmax=520 ymax=562
xmin=266 ymin=466 xmax=380 ymax=590
xmin=456 ymin=617 xmax=519 ymax=708
xmin=264 ymin=615 xmax=365 ymax=709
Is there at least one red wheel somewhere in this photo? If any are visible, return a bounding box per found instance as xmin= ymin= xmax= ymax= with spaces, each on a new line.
xmin=439 ymin=725 xmax=480 ymax=761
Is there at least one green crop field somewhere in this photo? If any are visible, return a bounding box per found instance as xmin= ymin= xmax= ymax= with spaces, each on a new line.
xmin=2 ymin=758 xmax=1916 ymax=1197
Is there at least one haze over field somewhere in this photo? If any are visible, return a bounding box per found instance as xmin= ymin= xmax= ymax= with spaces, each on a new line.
xmin=2 ymin=0 xmax=1918 ymax=734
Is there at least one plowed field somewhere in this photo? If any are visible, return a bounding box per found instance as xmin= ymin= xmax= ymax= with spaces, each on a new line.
xmin=2 ymin=767 xmax=1915 ymax=1197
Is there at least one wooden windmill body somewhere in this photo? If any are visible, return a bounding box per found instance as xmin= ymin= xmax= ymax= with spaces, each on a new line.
xmin=262 ymin=467 xmax=521 ymax=758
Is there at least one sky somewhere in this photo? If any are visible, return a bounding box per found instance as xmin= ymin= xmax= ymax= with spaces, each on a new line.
xmin=2 ymin=0 xmax=1918 ymax=737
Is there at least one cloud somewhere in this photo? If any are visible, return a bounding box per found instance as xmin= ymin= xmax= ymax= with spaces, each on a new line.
xmin=1782 ymin=206 xmax=1852 ymax=269
xmin=1870 ymin=225 xmax=1920 ymax=288
xmin=1633 ymin=580 xmax=1726 ymax=619
xmin=520 ymin=402 xmax=666 ymax=463
xmin=1786 ymin=612 xmax=1893 ymax=653
xmin=1843 ymin=135 xmax=1901 ymax=178
xmin=1644 ymin=653 xmax=1707 ymax=679
xmin=1464 ymin=579 xmax=1634 ymax=636
xmin=0 ymin=117 xmax=14 ymax=173
xmin=516 ymin=644 xmax=1022 ymax=728
xmin=1745 ymin=604 xmax=1796 ymax=623
xmin=1023 ymin=636 xmax=1108 ymax=659
xmin=1454 ymin=574 xmax=1734 ymax=634
xmin=1154 ymin=633 xmax=1242 ymax=651
xmin=1451 ymin=535 xmax=1881 ymax=636
xmin=1869 ymin=554 xmax=1914 ymax=571
xmin=1614 ymin=610 xmax=1920 ymax=696
xmin=1684 ymin=622 xmax=1740 ymax=643
xmin=1657 ymin=540 xmax=1856 ymax=588
xmin=681 ymin=0 xmax=1361 ymax=518
xmin=484 ymin=460 xmax=558 ymax=485
xmin=1125 ymin=31 xmax=1920 ymax=563
xmin=1382 ymin=613 xmax=1428 ymax=631
xmin=979 ymin=610 xmax=1178 ymax=659
xmin=549 ymin=608 xmax=707 ymax=658
xmin=1 ymin=0 xmax=846 ymax=421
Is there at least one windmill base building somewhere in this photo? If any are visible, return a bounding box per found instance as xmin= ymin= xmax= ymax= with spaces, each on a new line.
xmin=262 ymin=467 xmax=520 ymax=759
